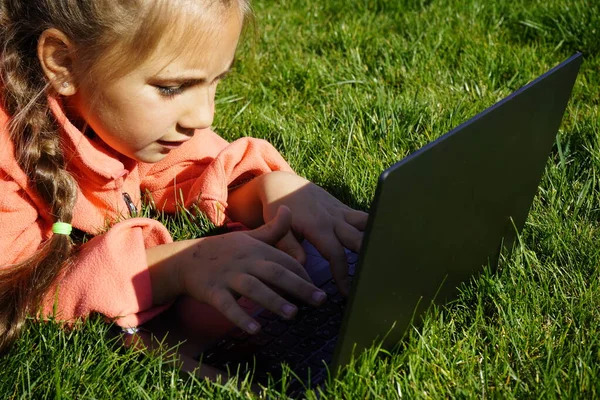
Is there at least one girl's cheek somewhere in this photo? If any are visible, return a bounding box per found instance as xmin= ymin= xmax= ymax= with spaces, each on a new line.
xmin=209 ymin=86 xmax=217 ymax=113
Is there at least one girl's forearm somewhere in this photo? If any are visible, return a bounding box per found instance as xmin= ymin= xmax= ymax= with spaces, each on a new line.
xmin=226 ymin=173 xmax=269 ymax=228
xmin=227 ymin=171 xmax=309 ymax=228
xmin=146 ymin=241 xmax=189 ymax=306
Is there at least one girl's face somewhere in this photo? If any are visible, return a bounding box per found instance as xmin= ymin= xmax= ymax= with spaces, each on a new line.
xmin=67 ymin=7 xmax=243 ymax=163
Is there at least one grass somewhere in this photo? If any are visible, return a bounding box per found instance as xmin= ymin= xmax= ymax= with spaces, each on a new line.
xmin=2 ymin=0 xmax=600 ymax=398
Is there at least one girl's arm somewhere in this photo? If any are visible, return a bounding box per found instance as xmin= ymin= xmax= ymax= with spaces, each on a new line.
xmin=138 ymin=129 xmax=294 ymax=226
xmin=225 ymin=172 xmax=270 ymax=228
xmin=227 ymin=171 xmax=369 ymax=296
xmin=42 ymin=218 xmax=175 ymax=327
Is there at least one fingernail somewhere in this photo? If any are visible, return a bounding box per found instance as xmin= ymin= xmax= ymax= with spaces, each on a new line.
xmin=282 ymin=303 xmax=297 ymax=317
xmin=247 ymin=322 xmax=260 ymax=334
xmin=312 ymin=290 xmax=327 ymax=303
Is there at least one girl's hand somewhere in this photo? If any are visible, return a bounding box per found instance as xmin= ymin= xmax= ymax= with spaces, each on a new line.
xmin=147 ymin=206 xmax=327 ymax=334
xmin=259 ymin=172 xmax=368 ymax=296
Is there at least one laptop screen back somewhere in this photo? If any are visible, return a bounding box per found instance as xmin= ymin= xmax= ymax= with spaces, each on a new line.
xmin=334 ymin=53 xmax=583 ymax=367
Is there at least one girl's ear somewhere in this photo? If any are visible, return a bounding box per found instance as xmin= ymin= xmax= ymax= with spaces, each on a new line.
xmin=37 ymin=28 xmax=78 ymax=96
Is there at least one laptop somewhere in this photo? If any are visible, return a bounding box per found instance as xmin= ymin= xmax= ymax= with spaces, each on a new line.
xmin=126 ymin=52 xmax=583 ymax=393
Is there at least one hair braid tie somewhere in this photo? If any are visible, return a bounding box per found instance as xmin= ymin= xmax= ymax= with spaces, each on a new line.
xmin=52 ymin=222 xmax=72 ymax=236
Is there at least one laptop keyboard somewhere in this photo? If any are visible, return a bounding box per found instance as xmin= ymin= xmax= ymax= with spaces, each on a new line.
xmin=195 ymin=245 xmax=358 ymax=392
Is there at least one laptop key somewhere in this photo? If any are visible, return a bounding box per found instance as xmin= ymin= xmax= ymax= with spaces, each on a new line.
xmin=307 ymin=351 xmax=333 ymax=368
xmin=213 ymin=337 xmax=231 ymax=348
xmin=327 ymin=315 xmax=342 ymax=327
xmin=294 ymin=363 xmax=319 ymax=382
xmin=228 ymin=328 xmax=250 ymax=341
xmin=322 ymin=302 xmax=341 ymax=315
xmin=323 ymin=339 xmax=337 ymax=354
xmin=258 ymin=362 xmax=284 ymax=381
xmin=282 ymin=351 xmax=305 ymax=367
xmin=315 ymin=307 xmax=336 ymax=319
xmin=330 ymin=292 xmax=345 ymax=303
xmin=248 ymin=332 xmax=275 ymax=347
xmin=221 ymin=359 xmax=253 ymax=376
xmin=297 ymin=304 xmax=312 ymax=316
xmin=306 ymin=260 xmax=333 ymax=287
xmin=287 ymin=379 xmax=305 ymax=397
xmin=253 ymin=371 xmax=269 ymax=383
xmin=229 ymin=342 xmax=255 ymax=358
xmin=215 ymin=339 xmax=236 ymax=352
xmin=289 ymin=324 xmax=314 ymax=338
xmin=346 ymin=249 xmax=359 ymax=265
xmin=263 ymin=321 xmax=289 ymax=337
xmin=198 ymin=349 xmax=221 ymax=364
xmin=295 ymin=337 xmax=326 ymax=353
xmin=274 ymin=334 xmax=301 ymax=348
xmin=330 ymin=300 xmax=346 ymax=313
xmin=302 ymin=313 xmax=329 ymax=327
xmin=258 ymin=345 xmax=286 ymax=360
xmin=315 ymin=326 xmax=337 ymax=340
xmin=348 ymin=262 xmax=357 ymax=276
xmin=310 ymin=372 xmax=327 ymax=391
xmin=321 ymin=281 xmax=339 ymax=295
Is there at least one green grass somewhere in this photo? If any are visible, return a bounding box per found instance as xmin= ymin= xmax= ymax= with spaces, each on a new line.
xmin=2 ymin=0 xmax=600 ymax=397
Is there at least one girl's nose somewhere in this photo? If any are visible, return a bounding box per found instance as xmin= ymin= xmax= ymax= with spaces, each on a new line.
xmin=178 ymin=87 xmax=215 ymax=130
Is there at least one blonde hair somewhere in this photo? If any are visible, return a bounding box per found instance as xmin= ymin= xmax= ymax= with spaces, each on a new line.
xmin=0 ymin=0 xmax=250 ymax=354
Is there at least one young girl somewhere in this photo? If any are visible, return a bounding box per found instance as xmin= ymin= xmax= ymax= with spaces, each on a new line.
xmin=0 ymin=0 xmax=367 ymax=353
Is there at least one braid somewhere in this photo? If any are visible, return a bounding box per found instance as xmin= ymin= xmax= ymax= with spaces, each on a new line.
xmin=0 ymin=0 xmax=252 ymax=354
xmin=0 ymin=2 xmax=77 ymax=354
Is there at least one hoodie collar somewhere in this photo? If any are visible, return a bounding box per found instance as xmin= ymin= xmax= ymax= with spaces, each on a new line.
xmin=49 ymin=96 xmax=131 ymax=181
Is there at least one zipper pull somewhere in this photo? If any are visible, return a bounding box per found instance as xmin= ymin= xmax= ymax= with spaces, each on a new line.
xmin=122 ymin=192 xmax=138 ymax=217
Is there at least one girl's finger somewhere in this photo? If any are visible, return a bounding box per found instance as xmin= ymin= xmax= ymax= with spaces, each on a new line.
xmin=276 ymin=231 xmax=307 ymax=265
xmin=249 ymin=261 xmax=326 ymax=307
xmin=334 ymin=222 xmax=364 ymax=254
xmin=246 ymin=205 xmax=292 ymax=245
xmin=258 ymin=241 xmax=312 ymax=283
xmin=206 ymin=288 xmax=261 ymax=334
xmin=344 ymin=209 xmax=369 ymax=231
xmin=306 ymin=231 xmax=350 ymax=296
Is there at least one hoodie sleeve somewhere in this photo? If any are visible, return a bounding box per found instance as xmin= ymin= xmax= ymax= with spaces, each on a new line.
xmin=0 ymin=169 xmax=46 ymax=266
xmin=138 ymin=128 xmax=294 ymax=226
xmin=44 ymin=218 xmax=173 ymax=328
xmin=0 ymin=166 xmax=173 ymax=328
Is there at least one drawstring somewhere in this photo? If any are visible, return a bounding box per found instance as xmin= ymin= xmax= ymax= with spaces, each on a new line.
xmin=122 ymin=192 xmax=138 ymax=217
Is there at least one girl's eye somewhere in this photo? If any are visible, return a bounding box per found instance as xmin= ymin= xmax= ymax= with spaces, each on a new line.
xmin=155 ymin=76 xmax=224 ymax=98
xmin=156 ymin=85 xmax=184 ymax=98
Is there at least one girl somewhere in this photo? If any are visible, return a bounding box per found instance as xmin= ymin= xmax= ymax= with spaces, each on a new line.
xmin=0 ymin=0 xmax=368 ymax=353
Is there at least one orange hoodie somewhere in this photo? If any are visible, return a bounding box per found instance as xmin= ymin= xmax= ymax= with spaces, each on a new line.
xmin=0 ymin=96 xmax=293 ymax=327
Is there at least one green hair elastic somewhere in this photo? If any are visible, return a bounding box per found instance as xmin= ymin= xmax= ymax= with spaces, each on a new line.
xmin=52 ymin=222 xmax=73 ymax=236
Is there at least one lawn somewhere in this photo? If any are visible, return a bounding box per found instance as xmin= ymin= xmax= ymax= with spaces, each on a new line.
xmin=2 ymin=0 xmax=600 ymax=398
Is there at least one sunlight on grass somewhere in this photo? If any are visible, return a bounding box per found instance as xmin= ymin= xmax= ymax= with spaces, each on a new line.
xmin=2 ymin=0 xmax=599 ymax=398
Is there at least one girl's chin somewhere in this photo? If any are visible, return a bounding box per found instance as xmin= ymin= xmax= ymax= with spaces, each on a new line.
xmin=132 ymin=149 xmax=171 ymax=163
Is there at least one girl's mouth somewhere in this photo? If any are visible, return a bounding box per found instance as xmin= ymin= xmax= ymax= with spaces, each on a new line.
xmin=156 ymin=140 xmax=185 ymax=149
